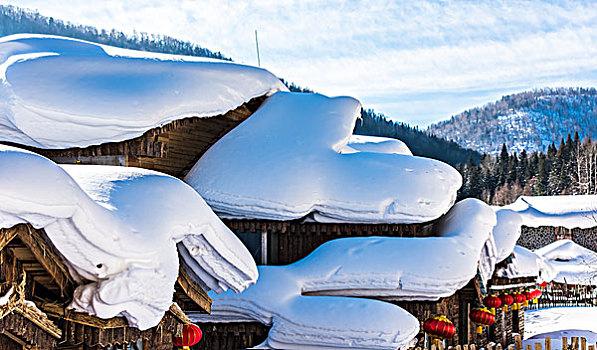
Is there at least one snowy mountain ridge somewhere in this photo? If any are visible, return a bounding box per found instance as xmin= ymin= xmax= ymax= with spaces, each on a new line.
xmin=428 ymin=88 xmax=597 ymax=155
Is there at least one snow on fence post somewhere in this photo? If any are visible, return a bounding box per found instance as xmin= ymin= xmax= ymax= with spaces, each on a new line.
xmin=515 ymin=334 xmax=523 ymax=349
xmin=488 ymin=343 xmax=494 ymax=350
xmin=535 ymin=342 xmax=542 ymax=350
xmin=589 ymin=345 xmax=594 ymax=350
xmin=471 ymin=344 xmax=476 ymax=350
xmin=526 ymin=344 xmax=531 ymax=350
xmin=572 ymin=337 xmax=579 ymax=350
xmin=496 ymin=343 xmax=502 ymax=350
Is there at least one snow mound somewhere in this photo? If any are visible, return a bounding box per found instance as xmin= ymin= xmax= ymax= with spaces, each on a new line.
xmin=0 ymin=34 xmax=286 ymax=149
xmin=537 ymin=240 xmax=597 ymax=285
xmin=0 ymin=145 xmax=257 ymax=329
xmin=505 ymin=195 xmax=597 ymax=229
xmin=492 ymin=208 xmax=524 ymax=263
xmin=496 ymin=245 xmax=556 ymax=282
xmin=186 ymin=92 xmax=462 ymax=223
xmin=193 ymin=199 xmax=496 ymax=349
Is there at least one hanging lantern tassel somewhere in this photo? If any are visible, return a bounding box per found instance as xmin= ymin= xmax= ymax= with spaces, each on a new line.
xmin=470 ymin=308 xmax=495 ymax=334
xmin=483 ymin=295 xmax=502 ymax=314
xmin=499 ymin=293 xmax=514 ymax=312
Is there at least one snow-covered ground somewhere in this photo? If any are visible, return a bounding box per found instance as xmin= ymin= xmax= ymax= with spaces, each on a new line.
xmin=186 ymin=91 xmax=462 ymax=223
xmin=525 ymin=307 xmax=597 ymax=348
xmin=0 ymin=34 xmax=286 ymax=148
xmin=0 ymin=145 xmax=258 ymax=330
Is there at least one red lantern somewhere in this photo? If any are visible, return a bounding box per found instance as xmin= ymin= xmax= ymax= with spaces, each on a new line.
xmin=539 ymin=281 xmax=547 ymax=289
xmin=423 ymin=315 xmax=456 ymax=340
xmin=470 ymin=308 xmax=495 ymax=334
xmin=512 ymin=292 xmax=526 ymax=310
xmin=483 ymin=295 xmax=502 ymax=314
xmin=532 ymin=289 xmax=542 ymax=304
xmin=523 ymin=290 xmax=534 ymax=307
xmin=173 ymin=323 xmax=202 ymax=349
xmin=499 ymin=293 xmax=514 ymax=311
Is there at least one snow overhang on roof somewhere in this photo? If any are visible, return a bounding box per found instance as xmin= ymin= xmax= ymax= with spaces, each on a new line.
xmin=186 ymin=91 xmax=463 ymax=224
xmin=0 ymin=145 xmax=258 ymax=330
xmin=0 ymin=34 xmax=286 ymax=149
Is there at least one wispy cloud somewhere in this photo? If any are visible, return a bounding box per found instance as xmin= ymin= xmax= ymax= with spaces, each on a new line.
xmin=5 ymin=0 xmax=597 ymax=125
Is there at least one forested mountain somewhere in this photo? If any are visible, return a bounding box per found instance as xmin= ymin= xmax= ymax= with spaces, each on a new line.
xmin=355 ymin=109 xmax=481 ymax=166
xmin=459 ymin=134 xmax=597 ymax=204
xmin=0 ymin=5 xmax=229 ymax=60
xmin=0 ymin=4 xmax=480 ymax=167
xmin=428 ymin=88 xmax=597 ymax=155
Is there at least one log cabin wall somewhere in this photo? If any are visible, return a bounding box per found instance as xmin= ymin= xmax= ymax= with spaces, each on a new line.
xmin=193 ymin=322 xmax=269 ymax=350
xmin=518 ymin=226 xmax=597 ymax=252
xmin=5 ymin=96 xmax=266 ymax=179
xmin=225 ymin=219 xmax=433 ymax=265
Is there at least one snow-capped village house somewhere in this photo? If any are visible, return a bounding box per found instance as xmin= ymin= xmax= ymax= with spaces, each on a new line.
xmin=0 ymin=34 xmax=551 ymax=350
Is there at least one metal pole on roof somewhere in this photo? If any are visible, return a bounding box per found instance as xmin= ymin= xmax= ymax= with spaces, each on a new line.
xmin=255 ymin=29 xmax=261 ymax=67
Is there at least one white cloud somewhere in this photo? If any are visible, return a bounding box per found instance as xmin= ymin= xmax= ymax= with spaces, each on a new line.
xmin=4 ymin=0 xmax=597 ymax=125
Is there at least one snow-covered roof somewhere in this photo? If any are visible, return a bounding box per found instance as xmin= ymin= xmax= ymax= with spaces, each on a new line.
xmin=537 ymin=240 xmax=597 ymax=285
xmin=193 ymin=199 xmax=495 ymax=349
xmin=186 ymin=91 xmax=462 ymax=223
xmin=496 ymin=245 xmax=555 ymax=282
xmin=505 ymin=195 xmax=597 ymax=229
xmin=0 ymin=145 xmax=258 ymax=330
xmin=0 ymin=34 xmax=286 ymax=149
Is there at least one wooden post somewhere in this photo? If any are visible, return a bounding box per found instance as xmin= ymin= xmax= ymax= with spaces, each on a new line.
xmin=432 ymin=344 xmax=437 ymax=350
xmin=582 ymin=338 xmax=587 ymax=350
xmin=546 ymin=337 xmax=551 ymax=350
xmin=488 ymin=344 xmax=494 ymax=350
xmin=526 ymin=345 xmax=531 ymax=350
xmin=496 ymin=344 xmax=503 ymax=350
xmin=471 ymin=345 xmax=476 ymax=350
xmin=563 ymin=337 xmax=568 ymax=350
xmin=536 ymin=343 xmax=542 ymax=350
xmin=572 ymin=337 xmax=579 ymax=350
xmin=508 ymin=345 xmax=515 ymax=350
xmin=464 ymin=344 xmax=469 ymax=350
xmin=515 ymin=334 xmax=523 ymax=350
xmin=588 ymin=345 xmax=594 ymax=350
xmin=439 ymin=341 xmax=445 ymax=350
xmin=455 ymin=345 xmax=462 ymax=350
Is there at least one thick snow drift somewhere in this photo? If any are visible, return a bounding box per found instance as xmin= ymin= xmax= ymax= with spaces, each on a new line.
xmin=0 ymin=34 xmax=286 ymax=148
xmin=505 ymin=195 xmax=597 ymax=229
xmin=0 ymin=145 xmax=257 ymax=329
xmin=492 ymin=208 xmax=524 ymax=263
xmin=186 ymin=92 xmax=462 ymax=223
xmin=537 ymin=240 xmax=597 ymax=285
xmin=193 ymin=199 xmax=495 ymax=349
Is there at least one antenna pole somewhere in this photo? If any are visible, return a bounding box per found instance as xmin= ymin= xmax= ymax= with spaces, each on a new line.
xmin=255 ymin=29 xmax=261 ymax=67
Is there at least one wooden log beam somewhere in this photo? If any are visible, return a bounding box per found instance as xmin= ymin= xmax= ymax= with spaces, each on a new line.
xmin=177 ymin=264 xmax=212 ymax=314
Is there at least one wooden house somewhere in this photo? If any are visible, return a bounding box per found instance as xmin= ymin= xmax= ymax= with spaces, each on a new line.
xmin=1 ymin=96 xmax=266 ymax=179
xmin=0 ymin=223 xmax=210 ymax=349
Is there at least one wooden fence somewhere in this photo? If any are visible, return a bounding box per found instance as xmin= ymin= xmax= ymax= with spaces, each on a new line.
xmin=536 ymin=283 xmax=597 ymax=308
xmin=409 ymin=335 xmax=595 ymax=350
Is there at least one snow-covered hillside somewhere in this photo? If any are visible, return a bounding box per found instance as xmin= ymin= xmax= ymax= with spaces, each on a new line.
xmin=428 ymin=88 xmax=597 ymax=155
xmin=0 ymin=34 xmax=285 ymax=149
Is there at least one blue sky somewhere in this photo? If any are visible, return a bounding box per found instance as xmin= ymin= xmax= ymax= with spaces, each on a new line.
xmin=5 ymin=0 xmax=597 ymax=126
